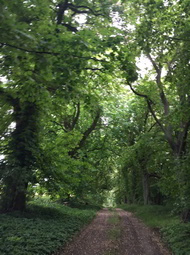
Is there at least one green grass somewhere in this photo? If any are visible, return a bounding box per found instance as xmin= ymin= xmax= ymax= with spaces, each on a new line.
xmin=107 ymin=213 xmax=121 ymax=241
xmin=119 ymin=204 xmax=178 ymax=228
xmin=103 ymin=250 xmax=117 ymax=255
xmin=119 ymin=204 xmax=190 ymax=255
xmin=107 ymin=212 xmax=120 ymax=225
xmin=108 ymin=228 xmax=121 ymax=240
xmin=0 ymin=198 xmax=98 ymax=255
xmin=104 ymin=210 xmax=120 ymax=255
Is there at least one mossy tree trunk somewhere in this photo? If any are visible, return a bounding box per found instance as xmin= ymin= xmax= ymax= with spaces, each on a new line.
xmin=2 ymin=101 xmax=39 ymax=211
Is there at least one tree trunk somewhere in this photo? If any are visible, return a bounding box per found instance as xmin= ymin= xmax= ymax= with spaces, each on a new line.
xmin=181 ymin=209 xmax=190 ymax=223
xmin=124 ymin=195 xmax=128 ymax=204
xmin=12 ymin=187 xmax=27 ymax=211
xmin=2 ymin=102 xmax=39 ymax=212
xmin=4 ymin=183 xmax=28 ymax=211
xmin=143 ymin=173 xmax=149 ymax=205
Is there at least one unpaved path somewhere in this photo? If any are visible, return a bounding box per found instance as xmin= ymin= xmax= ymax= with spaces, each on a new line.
xmin=55 ymin=208 xmax=171 ymax=255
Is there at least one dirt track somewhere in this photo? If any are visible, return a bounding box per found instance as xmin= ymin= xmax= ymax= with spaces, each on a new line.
xmin=56 ymin=208 xmax=171 ymax=255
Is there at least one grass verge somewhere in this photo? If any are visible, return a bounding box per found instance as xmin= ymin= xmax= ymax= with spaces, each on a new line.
xmin=0 ymin=198 xmax=98 ymax=255
xmin=104 ymin=210 xmax=121 ymax=255
xmin=119 ymin=204 xmax=190 ymax=255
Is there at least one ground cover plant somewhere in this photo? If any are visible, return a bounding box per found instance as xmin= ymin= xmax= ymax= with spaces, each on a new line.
xmin=119 ymin=204 xmax=190 ymax=255
xmin=0 ymin=198 xmax=98 ymax=255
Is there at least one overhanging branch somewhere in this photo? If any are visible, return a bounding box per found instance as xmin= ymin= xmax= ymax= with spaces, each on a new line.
xmin=129 ymin=83 xmax=177 ymax=151
xmin=69 ymin=108 xmax=101 ymax=157
xmin=0 ymin=42 xmax=58 ymax=55
xmin=129 ymin=83 xmax=165 ymax=133
xmin=0 ymin=42 xmax=108 ymax=63
xmin=68 ymin=4 xmax=105 ymax=17
xmin=71 ymin=102 xmax=80 ymax=130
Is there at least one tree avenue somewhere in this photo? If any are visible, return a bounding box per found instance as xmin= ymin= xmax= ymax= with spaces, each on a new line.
xmin=0 ymin=0 xmax=190 ymax=225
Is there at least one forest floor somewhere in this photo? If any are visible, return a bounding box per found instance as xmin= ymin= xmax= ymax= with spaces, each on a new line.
xmin=54 ymin=208 xmax=172 ymax=255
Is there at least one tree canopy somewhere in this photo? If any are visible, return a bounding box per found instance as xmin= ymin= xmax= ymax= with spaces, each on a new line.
xmin=1 ymin=0 xmax=190 ymax=222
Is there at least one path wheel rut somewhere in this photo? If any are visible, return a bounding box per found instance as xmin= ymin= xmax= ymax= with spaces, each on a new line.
xmin=55 ymin=208 xmax=171 ymax=255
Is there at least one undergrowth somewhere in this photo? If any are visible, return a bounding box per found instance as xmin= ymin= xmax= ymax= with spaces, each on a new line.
xmin=119 ymin=204 xmax=190 ymax=255
xmin=0 ymin=198 xmax=98 ymax=255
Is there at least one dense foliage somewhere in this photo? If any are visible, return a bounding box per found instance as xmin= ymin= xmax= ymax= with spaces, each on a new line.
xmin=113 ymin=0 xmax=190 ymax=223
xmin=0 ymin=0 xmax=122 ymax=210
xmin=1 ymin=0 xmax=190 ymax=253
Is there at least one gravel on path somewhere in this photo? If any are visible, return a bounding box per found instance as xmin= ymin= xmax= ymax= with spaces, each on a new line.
xmin=116 ymin=208 xmax=171 ymax=255
xmin=54 ymin=208 xmax=171 ymax=255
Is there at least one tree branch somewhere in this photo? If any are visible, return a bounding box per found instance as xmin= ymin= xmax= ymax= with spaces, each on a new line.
xmin=85 ymin=67 xmax=105 ymax=72
xmin=144 ymin=109 xmax=149 ymax=127
xmin=148 ymin=173 xmax=161 ymax=179
xmin=71 ymin=102 xmax=80 ymax=130
xmin=0 ymin=42 xmax=108 ymax=63
xmin=129 ymin=85 xmax=176 ymax=151
xmin=147 ymin=122 xmax=157 ymax=132
xmin=52 ymin=120 xmax=67 ymax=132
xmin=164 ymin=35 xmax=190 ymax=42
xmin=177 ymin=120 xmax=190 ymax=156
xmin=57 ymin=0 xmax=69 ymax=25
xmin=146 ymin=53 xmax=170 ymax=117
xmin=62 ymin=23 xmax=78 ymax=32
xmin=68 ymin=4 xmax=105 ymax=17
xmin=146 ymin=52 xmax=160 ymax=75
xmin=69 ymin=108 xmax=101 ymax=157
xmin=0 ymin=42 xmax=58 ymax=55
xmin=128 ymin=83 xmax=153 ymax=103
xmin=129 ymin=83 xmax=166 ymax=134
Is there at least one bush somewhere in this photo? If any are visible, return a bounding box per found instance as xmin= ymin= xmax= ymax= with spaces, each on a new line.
xmin=161 ymin=223 xmax=190 ymax=255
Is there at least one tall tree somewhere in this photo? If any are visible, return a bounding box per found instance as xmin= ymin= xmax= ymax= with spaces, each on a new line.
xmin=0 ymin=0 xmax=120 ymax=211
xmin=121 ymin=0 xmax=190 ymax=220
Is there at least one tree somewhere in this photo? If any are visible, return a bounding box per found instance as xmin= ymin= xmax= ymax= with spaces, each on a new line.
xmin=120 ymin=0 xmax=190 ymax=220
xmin=0 ymin=0 xmax=121 ymax=211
